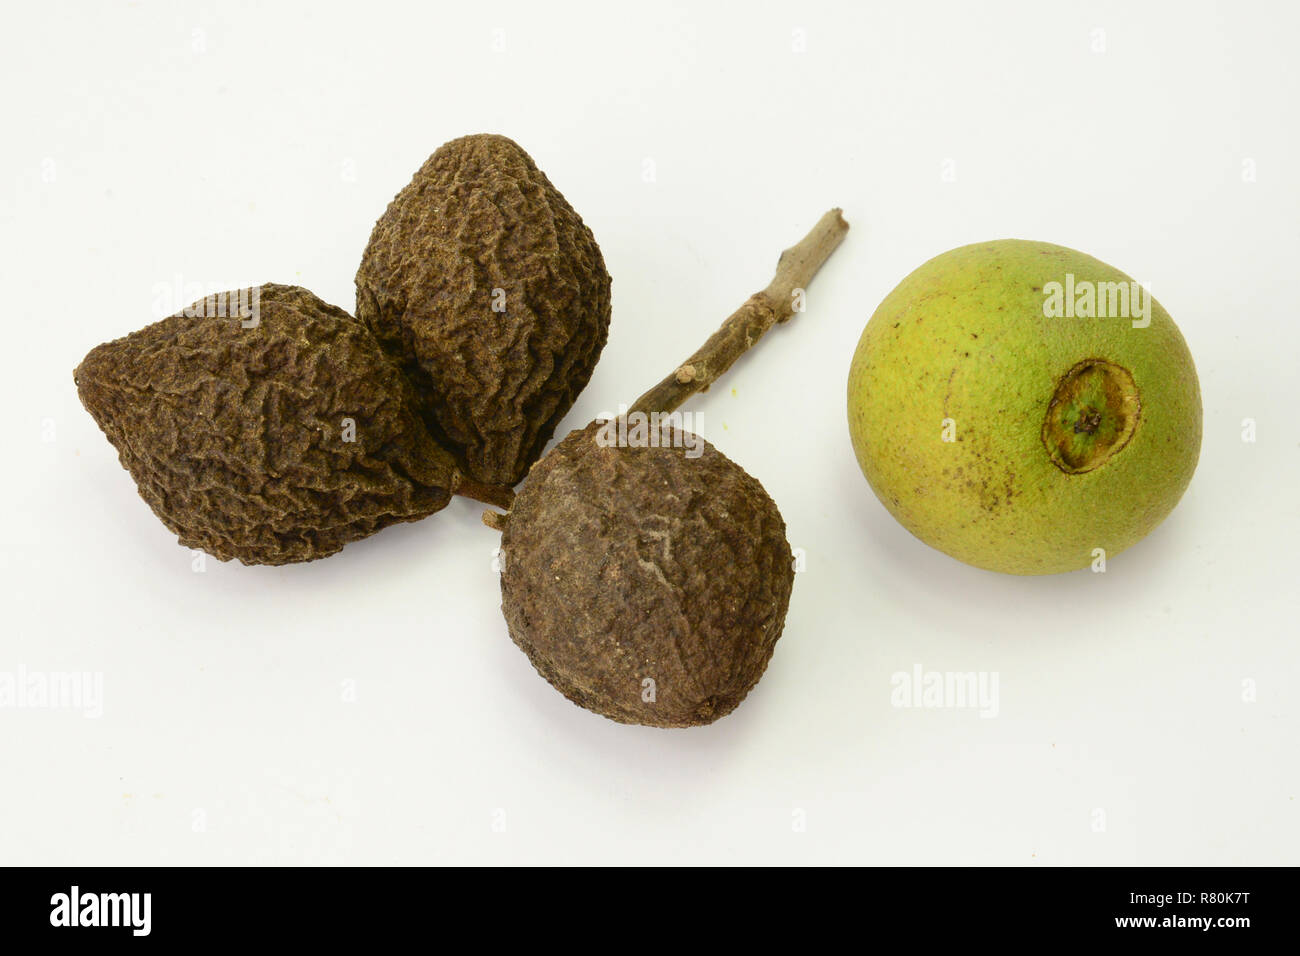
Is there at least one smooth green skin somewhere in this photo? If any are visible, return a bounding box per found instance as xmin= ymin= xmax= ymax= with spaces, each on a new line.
xmin=847 ymin=240 xmax=1202 ymax=575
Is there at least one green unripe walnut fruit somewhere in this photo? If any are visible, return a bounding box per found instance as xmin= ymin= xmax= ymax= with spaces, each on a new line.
xmin=847 ymin=240 xmax=1201 ymax=575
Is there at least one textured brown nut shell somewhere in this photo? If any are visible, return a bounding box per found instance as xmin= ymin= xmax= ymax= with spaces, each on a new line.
xmin=355 ymin=133 xmax=612 ymax=488
xmin=74 ymin=283 xmax=458 ymax=566
xmin=500 ymin=422 xmax=795 ymax=728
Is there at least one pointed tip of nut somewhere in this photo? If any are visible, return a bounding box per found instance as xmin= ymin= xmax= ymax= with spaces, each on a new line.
xmin=482 ymin=510 xmax=509 ymax=532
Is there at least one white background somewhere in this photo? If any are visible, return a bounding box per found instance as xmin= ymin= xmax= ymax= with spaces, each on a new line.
xmin=2 ymin=0 xmax=1296 ymax=865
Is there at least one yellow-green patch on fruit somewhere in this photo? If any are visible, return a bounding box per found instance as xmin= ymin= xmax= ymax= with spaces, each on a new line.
xmin=847 ymin=240 xmax=1201 ymax=575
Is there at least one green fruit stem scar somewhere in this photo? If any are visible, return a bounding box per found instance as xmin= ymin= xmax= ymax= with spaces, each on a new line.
xmin=1042 ymin=358 xmax=1140 ymax=474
